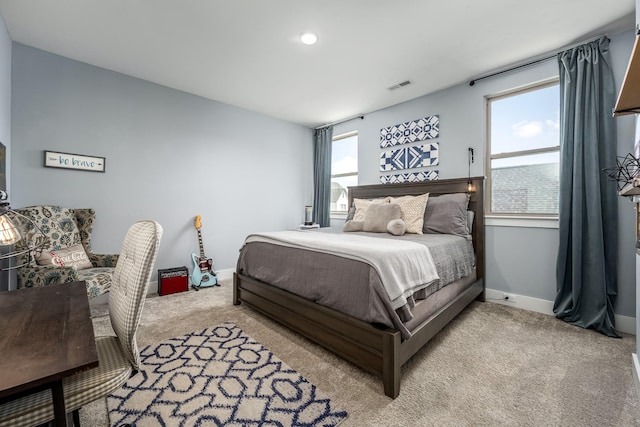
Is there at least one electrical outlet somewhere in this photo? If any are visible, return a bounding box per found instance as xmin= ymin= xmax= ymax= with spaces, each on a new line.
xmin=502 ymin=293 xmax=516 ymax=303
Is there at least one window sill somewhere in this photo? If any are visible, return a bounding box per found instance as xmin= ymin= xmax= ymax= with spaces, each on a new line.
xmin=486 ymin=216 xmax=558 ymax=229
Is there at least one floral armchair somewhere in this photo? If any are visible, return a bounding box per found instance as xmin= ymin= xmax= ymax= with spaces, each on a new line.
xmin=13 ymin=206 xmax=119 ymax=298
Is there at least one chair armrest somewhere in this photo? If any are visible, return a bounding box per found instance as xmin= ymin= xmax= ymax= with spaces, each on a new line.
xmin=90 ymin=253 xmax=119 ymax=267
xmin=16 ymin=265 xmax=79 ymax=288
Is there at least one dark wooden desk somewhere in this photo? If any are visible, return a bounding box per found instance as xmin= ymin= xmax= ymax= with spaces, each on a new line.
xmin=0 ymin=282 xmax=99 ymax=427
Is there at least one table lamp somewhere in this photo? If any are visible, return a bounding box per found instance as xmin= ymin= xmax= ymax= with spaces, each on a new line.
xmin=304 ymin=205 xmax=313 ymax=226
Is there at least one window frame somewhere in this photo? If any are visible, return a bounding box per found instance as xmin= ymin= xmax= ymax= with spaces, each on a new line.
xmin=330 ymin=130 xmax=358 ymax=216
xmin=485 ymin=78 xmax=560 ymax=219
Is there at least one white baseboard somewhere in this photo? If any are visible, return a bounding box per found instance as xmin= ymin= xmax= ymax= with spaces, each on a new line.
xmin=97 ymin=276 xmax=637 ymax=335
xmin=215 ymin=268 xmax=235 ymax=282
xmin=132 ymin=268 xmax=236 ymax=304
xmin=485 ymin=288 xmax=636 ymax=335
xmin=615 ymin=314 xmax=637 ymax=336
xmin=633 ymin=354 xmax=640 ymax=404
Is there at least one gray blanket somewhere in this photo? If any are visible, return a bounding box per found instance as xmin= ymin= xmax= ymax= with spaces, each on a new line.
xmin=245 ymin=230 xmax=439 ymax=310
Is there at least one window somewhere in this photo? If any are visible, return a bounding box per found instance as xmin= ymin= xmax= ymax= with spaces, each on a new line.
xmin=487 ymin=81 xmax=560 ymax=217
xmin=331 ymin=131 xmax=358 ymax=215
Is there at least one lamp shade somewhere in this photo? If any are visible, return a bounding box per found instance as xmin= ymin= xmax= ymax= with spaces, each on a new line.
xmin=0 ymin=214 xmax=20 ymax=245
xmin=0 ymin=192 xmax=49 ymax=270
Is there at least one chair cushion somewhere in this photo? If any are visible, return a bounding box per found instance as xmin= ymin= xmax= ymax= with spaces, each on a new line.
xmin=16 ymin=267 xmax=79 ymax=289
xmin=0 ymin=336 xmax=132 ymax=427
xmin=16 ymin=267 xmax=114 ymax=298
xmin=64 ymin=336 xmax=133 ymax=404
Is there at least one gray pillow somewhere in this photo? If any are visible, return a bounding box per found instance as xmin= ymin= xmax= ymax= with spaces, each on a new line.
xmin=423 ymin=193 xmax=470 ymax=237
xmin=363 ymin=203 xmax=402 ymax=233
xmin=343 ymin=220 xmax=364 ymax=232
xmin=386 ymin=219 xmax=406 ymax=236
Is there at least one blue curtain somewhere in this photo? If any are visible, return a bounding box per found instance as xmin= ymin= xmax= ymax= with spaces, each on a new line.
xmin=313 ymin=126 xmax=333 ymax=227
xmin=554 ymin=37 xmax=619 ymax=337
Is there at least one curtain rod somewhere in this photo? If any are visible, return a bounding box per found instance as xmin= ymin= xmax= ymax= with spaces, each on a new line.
xmin=469 ymin=34 xmax=607 ymax=86
xmin=469 ymin=55 xmax=555 ymax=86
xmin=315 ymin=114 xmax=364 ymax=130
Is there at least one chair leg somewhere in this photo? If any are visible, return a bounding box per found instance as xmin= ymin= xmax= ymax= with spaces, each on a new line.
xmin=72 ymin=409 xmax=80 ymax=427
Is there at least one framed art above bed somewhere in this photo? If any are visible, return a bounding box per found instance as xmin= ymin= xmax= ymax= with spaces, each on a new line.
xmin=234 ymin=176 xmax=485 ymax=398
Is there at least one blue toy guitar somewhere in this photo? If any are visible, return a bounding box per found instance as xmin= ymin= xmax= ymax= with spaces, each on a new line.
xmin=191 ymin=215 xmax=218 ymax=289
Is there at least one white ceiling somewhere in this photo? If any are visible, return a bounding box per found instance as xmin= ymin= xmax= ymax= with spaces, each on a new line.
xmin=0 ymin=1 xmax=635 ymax=128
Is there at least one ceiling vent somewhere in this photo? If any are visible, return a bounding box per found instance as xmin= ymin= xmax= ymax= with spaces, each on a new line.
xmin=387 ymin=80 xmax=413 ymax=91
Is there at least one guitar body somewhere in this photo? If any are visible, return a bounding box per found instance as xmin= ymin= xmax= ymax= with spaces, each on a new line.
xmin=191 ymin=215 xmax=219 ymax=289
xmin=191 ymin=253 xmax=218 ymax=288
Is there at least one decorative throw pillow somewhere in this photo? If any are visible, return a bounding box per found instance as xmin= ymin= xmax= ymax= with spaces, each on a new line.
xmin=388 ymin=193 xmax=429 ymax=234
xmin=343 ymin=220 xmax=364 ymax=232
xmin=353 ymin=197 xmax=389 ymax=221
xmin=35 ymin=243 xmax=93 ymax=270
xmin=386 ymin=218 xmax=406 ymax=236
xmin=423 ymin=193 xmax=470 ymax=237
xmin=363 ymin=203 xmax=402 ymax=233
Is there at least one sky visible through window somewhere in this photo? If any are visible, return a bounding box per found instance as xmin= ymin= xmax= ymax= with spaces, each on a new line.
xmin=331 ymin=133 xmax=358 ymax=188
xmin=489 ymin=82 xmax=560 ymax=215
xmin=491 ymin=84 xmax=559 ymax=166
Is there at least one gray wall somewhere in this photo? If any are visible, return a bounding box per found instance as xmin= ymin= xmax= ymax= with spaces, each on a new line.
xmin=6 ymin=31 xmax=638 ymax=318
xmin=10 ymin=43 xmax=313 ymax=290
xmin=332 ymin=30 xmax=637 ymax=317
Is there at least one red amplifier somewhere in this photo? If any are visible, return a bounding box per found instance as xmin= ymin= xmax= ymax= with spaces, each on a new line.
xmin=158 ymin=266 xmax=189 ymax=296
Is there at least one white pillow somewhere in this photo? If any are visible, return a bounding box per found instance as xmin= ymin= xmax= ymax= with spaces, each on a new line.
xmin=352 ymin=197 xmax=389 ymax=221
xmin=35 ymin=243 xmax=93 ymax=270
xmin=363 ymin=203 xmax=402 ymax=233
xmin=388 ymin=193 xmax=429 ymax=234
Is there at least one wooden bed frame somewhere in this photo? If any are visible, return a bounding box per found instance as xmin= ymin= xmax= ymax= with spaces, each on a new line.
xmin=233 ymin=176 xmax=485 ymax=398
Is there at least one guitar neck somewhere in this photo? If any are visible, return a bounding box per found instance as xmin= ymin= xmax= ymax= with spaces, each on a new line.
xmin=196 ymin=228 xmax=205 ymax=259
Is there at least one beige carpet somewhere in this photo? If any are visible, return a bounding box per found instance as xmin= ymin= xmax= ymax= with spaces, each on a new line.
xmin=84 ymin=278 xmax=640 ymax=426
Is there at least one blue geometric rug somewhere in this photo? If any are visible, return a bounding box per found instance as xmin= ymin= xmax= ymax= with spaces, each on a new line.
xmin=107 ymin=323 xmax=348 ymax=426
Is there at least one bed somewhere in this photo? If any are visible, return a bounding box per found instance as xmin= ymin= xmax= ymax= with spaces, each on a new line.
xmin=233 ymin=176 xmax=485 ymax=398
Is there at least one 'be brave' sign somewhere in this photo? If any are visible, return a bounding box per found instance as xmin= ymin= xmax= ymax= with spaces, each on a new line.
xmin=44 ymin=151 xmax=106 ymax=173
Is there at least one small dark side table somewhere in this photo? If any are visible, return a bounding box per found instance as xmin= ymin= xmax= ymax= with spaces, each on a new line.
xmin=0 ymin=282 xmax=99 ymax=427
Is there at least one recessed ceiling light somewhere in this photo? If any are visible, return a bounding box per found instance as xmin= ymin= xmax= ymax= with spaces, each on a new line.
xmin=300 ymin=33 xmax=318 ymax=45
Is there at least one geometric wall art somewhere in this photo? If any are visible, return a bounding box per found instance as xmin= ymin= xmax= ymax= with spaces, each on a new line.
xmin=380 ymin=115 xmax=439 ymax=148
xmin=379 ymin=142 xmax=439 ymax=171
xmin=380 ymin=170 xmax=439 ymax=184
